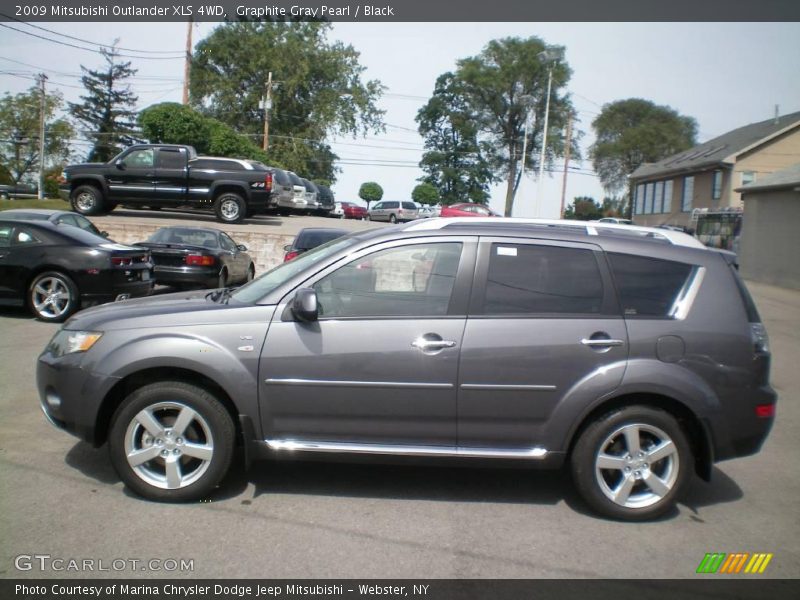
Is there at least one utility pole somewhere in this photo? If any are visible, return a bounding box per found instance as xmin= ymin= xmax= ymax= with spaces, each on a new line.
xmin=559 ymin=111 xmax=573 ymax=219
xmin=38 ymin=73 xmax=47 ymax=200
xmin=182 ymin=17 xmax=193 ymax=105
xmin=261 ymin=71 xmax=273 ymax=152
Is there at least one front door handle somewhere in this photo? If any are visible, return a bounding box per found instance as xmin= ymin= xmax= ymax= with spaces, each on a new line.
xmin=581 ymin=338 xmax=624 ymax=347
xmin=412 ymin=333 xmax=457 ymax=354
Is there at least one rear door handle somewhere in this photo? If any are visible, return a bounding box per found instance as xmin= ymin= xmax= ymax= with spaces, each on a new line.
xmin=412 ymin=334 xmax=457 ymax=354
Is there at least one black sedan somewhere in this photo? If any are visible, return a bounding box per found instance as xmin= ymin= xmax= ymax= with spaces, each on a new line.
xmin=134 ymin=227 xmax=255 ymax=289
xmin=1 ymin=208 xmax=109 ymax=238
xmin=283 ymin=227 xmax=347 ymax=262
xmin=0 ymin=219 xmax=153 ymax=322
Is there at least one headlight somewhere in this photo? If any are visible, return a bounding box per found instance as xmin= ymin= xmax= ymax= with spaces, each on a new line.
xmin=47 ymin=330 xmax=103 ymax=358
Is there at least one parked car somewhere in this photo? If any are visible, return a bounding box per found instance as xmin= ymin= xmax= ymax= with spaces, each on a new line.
xmin=1 ymin=208 xmax=109 ymax=238
xmin=284 ymin=227 xmax=348 ymax=262
xmin=440 ymin=203 xmax=500 ymax=218
xmin=342 ymin=201 xmax=367 ymax=220
xmin=37 ymin=218 xmax=775 ymax=521
xmin=0 ymin=219 xmax=152 ymax=322
xmin=315 ymin=184 xmax=335 ymax=217
xmin=276 ymin=171 xmax=308 ymax=215
xmin=418 ymin=205 xmax=440 ymax=218
xmin=134 ymin=227 xmax=255 ymax=289
xmin=367 ymin=200 xmax=419 ymax=223
xmin=300 ymin=178 xmax=320 ymax=214
xmin=268 ymin=168 xmax=295 ymax=212
xmin=0 ymin=183 xmax=38 ymax=199
xmin=596 ymin=217 xmax=634 ymax=225
xmin=329 ymin=202 xmax=345 ymax=219
xmin=59 ymin=145 xmax=274 ymax=224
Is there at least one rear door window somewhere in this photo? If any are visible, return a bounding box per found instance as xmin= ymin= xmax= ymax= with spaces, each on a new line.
xmin=478 ymin=243 xmax=605 ymax=315
xmin=157 ymin=148 xmax=186 ymax=170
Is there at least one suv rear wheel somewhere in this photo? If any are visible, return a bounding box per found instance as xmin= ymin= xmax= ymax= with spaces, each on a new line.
xmin=571 ymin=406 xmax=692 ymax=521
xmin=108 ymin=381 xmax=235 ymax=502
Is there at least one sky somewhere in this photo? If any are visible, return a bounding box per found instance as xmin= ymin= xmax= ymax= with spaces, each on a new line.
xmin=1 ymin=21 xmax=799 ymax=217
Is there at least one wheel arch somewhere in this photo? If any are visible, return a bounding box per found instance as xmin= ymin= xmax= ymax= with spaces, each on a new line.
xmin=209 ymin=181 xmax=250 ymax=201
xmin=566 ymin=392 xmax=714 ymax=481
xmin=94 ymin=366 xmax=243 ymax=448
xmin=70 ymin=176 xmax=108 ymax=197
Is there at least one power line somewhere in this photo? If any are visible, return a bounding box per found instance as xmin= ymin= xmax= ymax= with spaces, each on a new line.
xmin=0 ymin=14 xmax=185 ymax=56
xmin=0 ymin=23 xmax=183 ymax=60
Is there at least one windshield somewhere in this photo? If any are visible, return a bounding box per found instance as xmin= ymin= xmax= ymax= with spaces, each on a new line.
xmin=232 ymin=235 xmax=358 ymax=303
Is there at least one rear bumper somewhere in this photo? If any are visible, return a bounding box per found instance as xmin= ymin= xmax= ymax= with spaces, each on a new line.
xmin=712 ymin=384 xmax=777 ymax=462
xmin=152 ymin=265 xmax=218 ymax=288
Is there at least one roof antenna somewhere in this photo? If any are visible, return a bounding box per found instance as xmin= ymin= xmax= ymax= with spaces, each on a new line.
xmin=774 ymin=104 xmax=780 ymax=124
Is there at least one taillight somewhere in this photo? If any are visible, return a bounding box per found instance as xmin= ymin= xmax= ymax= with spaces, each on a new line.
xmin=264 ymin=172 xmax=273 ymax=191
xmin=186 ymin=254 xmax=215 ymax=266
xmin=751 ymin=323 xmax=770 ymax=354
xmin=111 ymin=257 xmax=133 ymax=266
xmin=284 ymin=250 xmax=299 ymax=262
xmin=756 ymin=404 xmax=776 ymax=418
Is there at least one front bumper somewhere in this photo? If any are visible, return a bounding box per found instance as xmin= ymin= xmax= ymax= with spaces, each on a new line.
xmin=37 ymin=352 xmax=120 ymax=445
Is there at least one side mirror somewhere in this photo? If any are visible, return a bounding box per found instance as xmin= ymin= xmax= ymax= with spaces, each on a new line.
xmin=237 ymin=244 xmax=248 ymax=252
xmin=101 ymin=231 xmax=109 ymax=238
xmin=292 ymin=288 xmax=318 ymax=322
xmin=115 ymin=159 xmax=126 ymax=170
xmin=283 ymin=244 xmax=293 ymax=252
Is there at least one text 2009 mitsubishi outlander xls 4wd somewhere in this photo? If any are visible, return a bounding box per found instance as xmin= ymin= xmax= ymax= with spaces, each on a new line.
xmin=37 ymin=219 xmax=776 ymax=520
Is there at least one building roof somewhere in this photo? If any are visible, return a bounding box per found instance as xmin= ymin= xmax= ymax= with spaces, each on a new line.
xmin=736 ymin=163 xmax=800 ymax=194
xmin=631 ymin=110 xmax=800 ymax=181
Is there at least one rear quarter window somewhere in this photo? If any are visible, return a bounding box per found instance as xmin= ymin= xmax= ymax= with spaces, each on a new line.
xmin=608 ymin=253 xmax=693 ymax=317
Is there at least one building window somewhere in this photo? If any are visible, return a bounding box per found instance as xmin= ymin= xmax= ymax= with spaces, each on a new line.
xmin=682 ymin=176 xmax=694 ymax=212
xmin=712 ymin=170 xmax=723 ymax=200
xmin=741 ymin=171 xmax=756 ymax=186
xmin=654 ymin=181 xmax=664 ymax=214
xmin=645 ymin=182 xmax=655 ymax=214
xmin=663 ymin=180 xmax=673 ymax=213
xmin=635 ymin=184 xmax=644 ymax=215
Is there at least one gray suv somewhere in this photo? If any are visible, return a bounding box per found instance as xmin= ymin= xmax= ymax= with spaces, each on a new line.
xmin=37 ymin=218 xmax=776 ymax=520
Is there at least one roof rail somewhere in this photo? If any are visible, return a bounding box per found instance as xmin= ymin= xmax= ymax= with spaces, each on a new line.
xmin=404 ymin=217 xmax=707 ymax=249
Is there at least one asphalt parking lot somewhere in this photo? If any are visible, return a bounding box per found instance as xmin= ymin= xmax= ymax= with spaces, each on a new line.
xmin=0 ymin=214 xmax=798 ymax=579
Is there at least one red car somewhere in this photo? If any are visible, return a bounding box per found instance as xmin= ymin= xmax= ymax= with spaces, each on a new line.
xmin=342 ymin=201 xmax=368 ymax=220
xmin=440 ymin=203 xmax=501 ymax=218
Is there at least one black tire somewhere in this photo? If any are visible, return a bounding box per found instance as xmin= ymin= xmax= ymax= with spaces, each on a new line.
xmin=28 ymin=270 xmax=80 ymax=323
xmin=108 ymin=381 xmax=235 ymax=502
xmin=571 ymin=405 xmax=692 ymax=521
xmin=245 ymin=264 xmax=255 ymax=283
xmin=70 ymin=184 xmax=105 ymax=216
xmin=389 ymin=213 xmax=397 ymax=224
xmin=213 ymin=192 xmax=246 ymax=224
xmin=217 ymin=268 xmax=228 ymax=289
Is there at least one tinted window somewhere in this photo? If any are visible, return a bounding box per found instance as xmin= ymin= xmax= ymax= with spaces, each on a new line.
xmin=0 ymin=224 xmax=12 ymax=247
xmin=384 ymin=201 xmax=399 ymax=209
xmin=295 ymin=229 xmax=346 ymax=250
xmin=313 ymin=242 xmax=462 ymax=318
xmin=608 ymin=253 xmax=693 ymax=317
xmin=402 ymin=202 xmax=417 ymax=210
xmin=481 ymin=244 xmax=604 ymax=315
xmin=149 ymin=228 xmax=218 ymax=248
xmin=157 ymin=149 xmax=186 ymax=170
xmin=12 ymin=227 xmax=40 ymax=245
xmin=271 ymin=169 xmax=290 ymax=185
xmin=219 ymin=234 xmax=236 ymax=252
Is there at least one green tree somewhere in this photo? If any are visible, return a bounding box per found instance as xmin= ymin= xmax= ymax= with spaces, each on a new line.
xmin=358 ymin=181 xmax=383 ymax=209
xmin=0 ymin=86 xmax=73 ymax=185
xmin=69 ymin=44 xmax=139 ymax=162
xmin=454 ymin=37 xmax=579 ymax=216
xmin=189 ymin=21 xmax=384 ymax=182
xmin=416 ymin=73 xmax=494 ymax=205
xmin=564 ymin=196 xmax=603 ymax=221
xmin=411 ymin=183 xmax=440 ymax=206
xmin=590 ymin=98 xmax=697 ymax=209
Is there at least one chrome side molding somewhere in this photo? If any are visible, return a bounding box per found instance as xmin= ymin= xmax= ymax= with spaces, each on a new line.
xmin=264 ymin=378 xmax=454 ymax=389
xmin=265 ymin=439 xmax=548 ymax=460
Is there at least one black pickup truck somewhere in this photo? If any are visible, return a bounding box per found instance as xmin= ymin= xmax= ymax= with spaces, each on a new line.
xmin=58 ymin=144 xmax=274 ymax=224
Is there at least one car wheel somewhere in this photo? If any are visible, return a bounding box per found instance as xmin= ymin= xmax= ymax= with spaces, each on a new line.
xmin=71 ymin=185 xmax=105 ymax=216
xmin=339 ymin=213 xmax=345 ymax=219
xmin=108 ymin=381 xmax=235 ymax=502
xmin=389 ymin=214 xmax=397 ymax=224
xmin=217 ymin=268 xmax=228 ymax=289
xmin=28 ymin=271 xmax=79 ymax=322
xmin=246 ymin=264 xmax=255 ymax=283
xmin=213 ymin=192 xmax=246 ymax=224
xmin=571 ymin=406 xmax=691 ymax=521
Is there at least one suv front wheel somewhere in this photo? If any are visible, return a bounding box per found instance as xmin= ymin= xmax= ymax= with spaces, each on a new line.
xmin=571 ymin=406 xmax=692 ymax=521
xmin=108 ymin=381 xmax=235 ymax=502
